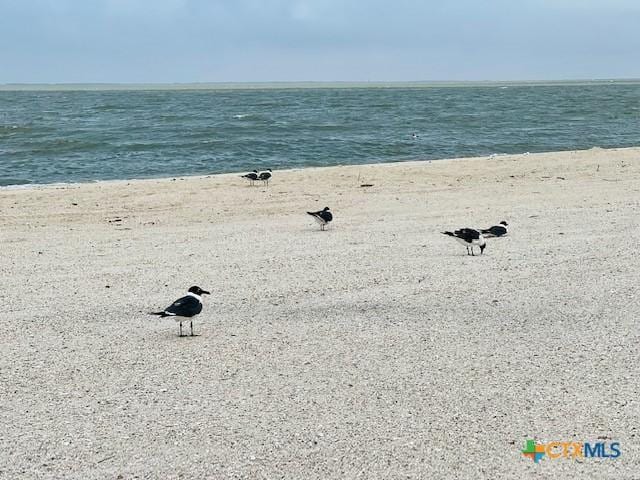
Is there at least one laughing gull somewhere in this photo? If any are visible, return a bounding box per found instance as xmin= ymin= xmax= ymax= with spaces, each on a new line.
xmin=150 ymin=286 xmax=210 ymax=337
xmin=258 ymin=169 xmax=272 ymax=186
xmin=307 ymin=207 xmax=333 ymax=231
xmin=481 ymin=221 xmax=508 ymax=238
xmin=241 ymin=170 xmax=259 ymax=186
xmin=441 ymin=228 xmax=486 ymax=255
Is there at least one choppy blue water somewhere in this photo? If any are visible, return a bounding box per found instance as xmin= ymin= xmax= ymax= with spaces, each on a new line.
xmin=1 ymin=83 xmax=639 ymax=186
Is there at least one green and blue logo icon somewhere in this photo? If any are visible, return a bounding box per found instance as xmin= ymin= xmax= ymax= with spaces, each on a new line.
xmin=522 ymin=439 xmax=546 ymax=463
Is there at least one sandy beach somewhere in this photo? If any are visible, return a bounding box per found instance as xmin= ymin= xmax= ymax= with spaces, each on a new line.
xmin=1 ymin=147 xmax=639 ymax=478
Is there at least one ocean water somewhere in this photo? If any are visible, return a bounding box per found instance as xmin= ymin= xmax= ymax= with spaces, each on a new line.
xmin=1 ymin=82 xmax=639 ymax=186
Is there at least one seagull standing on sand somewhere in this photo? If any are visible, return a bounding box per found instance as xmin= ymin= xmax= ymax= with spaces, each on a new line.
xmin=307 ymin=207 xmax=333 ymax=231
xmin=441 ymin=228 xmax=486 ymax=255
xmin=150 ymin=286 xmax=210 ymax=337
xmin=481 ymin=221 xmax=508 ymax=238
xmin=258 ymin=169 xmax=272 ymax=186
xmin=241 ymin=170 xmax=259 ymax=186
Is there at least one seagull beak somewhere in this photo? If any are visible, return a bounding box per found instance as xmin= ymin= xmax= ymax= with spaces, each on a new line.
xmin=201 ymin=290 xmax=210 ymax=295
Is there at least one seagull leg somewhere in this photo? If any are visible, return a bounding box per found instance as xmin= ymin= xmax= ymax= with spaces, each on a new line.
xmin=471 ymin=246 xmax=475 ymax=256
xmin=179 ymin=322 xmax=183 ymax=337
xmin=190 ymin=320 xmax=194 ymax=336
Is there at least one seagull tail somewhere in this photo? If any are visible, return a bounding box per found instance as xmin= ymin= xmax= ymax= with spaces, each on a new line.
xmin=307 ymin=211 xmax=317 ymax=217
xmin=441 ymin=231 xmax=454 ymax=237
xmin=149 ymin=311 xmax=168 ymax=317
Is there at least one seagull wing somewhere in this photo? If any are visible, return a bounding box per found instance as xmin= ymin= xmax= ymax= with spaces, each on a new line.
xmin=307 ymin=210 xmax=332 ymax=223
xmin=320 ymin=211 xmax=333 ymax=222
xmin=307 ymin=211 xmax=323 ymax=224
xmin=163 ymin=295 xmax=202 ymax=318
xmin=490 ymin=226 xmax=506 ymax=236
xmin=481 ymin=226 xmax=506 ymax=237
xmin=455 ymin=228 xmax=480 ymax=242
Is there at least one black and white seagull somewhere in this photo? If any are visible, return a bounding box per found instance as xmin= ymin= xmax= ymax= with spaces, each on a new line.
xmin=307 ymin=206 xmax=333 ymax=231
xmin=441 ymin=228 xmax=486 ymax=255
xmin=241 ymin=170 xmax=259 ymax=186
xmin=150 ymin=286 xmax=210 ymax=337
xmin=258 ymin=169 xmax=272 ymax=186
xmin=481 ymin=221 xmax=508 ymax=238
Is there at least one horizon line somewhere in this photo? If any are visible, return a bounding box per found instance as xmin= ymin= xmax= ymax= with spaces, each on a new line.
xmin=2 ymin=78 xmax=639 ymax=91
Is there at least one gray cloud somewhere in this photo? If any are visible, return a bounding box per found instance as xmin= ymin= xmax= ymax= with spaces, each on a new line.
xmin=0 ymin=0 xmax=638 ymax=82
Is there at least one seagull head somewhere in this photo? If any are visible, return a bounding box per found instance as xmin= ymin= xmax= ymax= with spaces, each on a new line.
xmin=188 ymin=286 xmax=210 ymax=296
xmin=500 ymin=221 xmax=508 ymax=226
xmin=323 ymin=207 xmax=330 ymax=211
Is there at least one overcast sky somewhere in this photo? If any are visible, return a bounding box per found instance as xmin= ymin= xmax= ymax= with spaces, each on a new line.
xmin=1 ymin=0 xmax=639 ymax=83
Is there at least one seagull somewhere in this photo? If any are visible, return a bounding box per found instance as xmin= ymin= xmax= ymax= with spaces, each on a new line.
xmin=241 ymin=170 xmax=258 ymax=186
xmin=441 ymin=228 xmax=486 ymax=255
xmin=481 ymin=221 xmax=508 ymax=238
xmin=307 ymin=207 xmax=332 ymax=231
xmin=258 ymin=169 xmax=272 ymax=186
xmin=150 ymin=286 xmax=210 ymax=337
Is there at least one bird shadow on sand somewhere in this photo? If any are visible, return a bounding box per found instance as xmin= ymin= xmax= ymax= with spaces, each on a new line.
xmin=439 ymin=252 xmax=491 ymax=258
xmin=299 ymin=226 xmax=337 ymax=234
xmin=148 ymin=329 xmax=205 ymax=343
